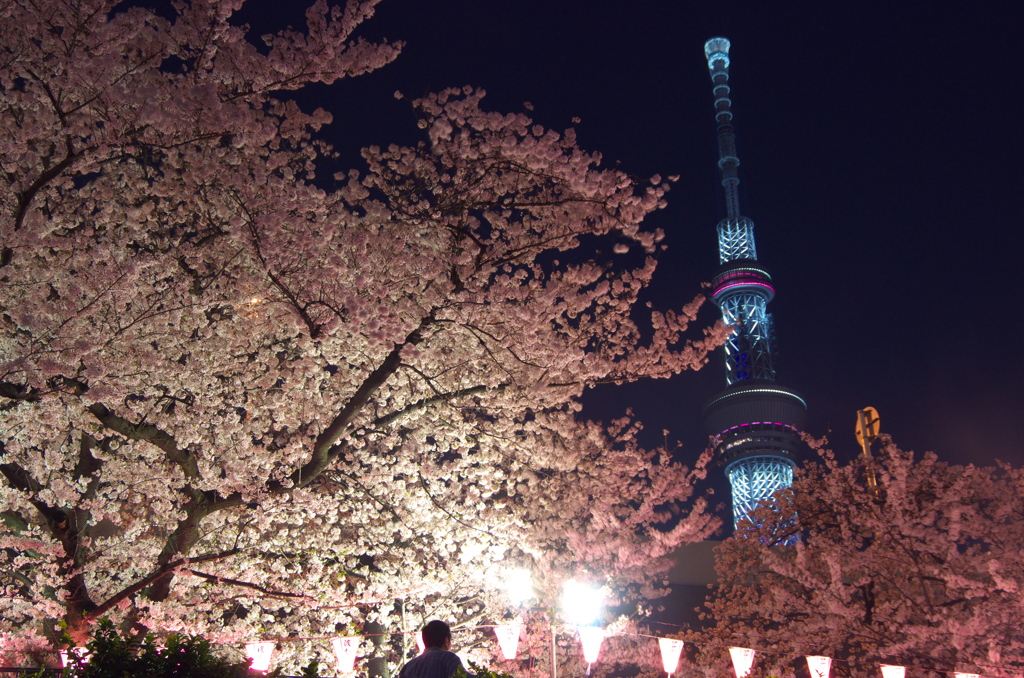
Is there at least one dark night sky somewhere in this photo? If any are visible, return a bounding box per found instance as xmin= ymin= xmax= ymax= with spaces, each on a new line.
xmin=240 ymin=0 xmax=1024 ymax=514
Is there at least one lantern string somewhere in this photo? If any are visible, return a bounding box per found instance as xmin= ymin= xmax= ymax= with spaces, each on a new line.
xmin=26 ymin=620 xmax=1022 ymax=678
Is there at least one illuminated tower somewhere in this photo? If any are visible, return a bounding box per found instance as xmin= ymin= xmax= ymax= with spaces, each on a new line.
xmin=701 ymin=38 xmax=807 ymax=530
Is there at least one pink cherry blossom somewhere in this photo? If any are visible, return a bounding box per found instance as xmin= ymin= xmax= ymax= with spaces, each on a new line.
xmin=697 ymin=440 xmax=1024 ymax=678
xmin=0 ymin=0 xmax=722 ymax=671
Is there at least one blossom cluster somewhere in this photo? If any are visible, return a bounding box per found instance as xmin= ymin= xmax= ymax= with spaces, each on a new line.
xmin=0 ymin=0 xmax=722 ymax=671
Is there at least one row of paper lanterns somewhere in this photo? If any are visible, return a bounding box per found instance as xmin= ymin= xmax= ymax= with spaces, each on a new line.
xmin=731 ymin=648 xmax=982 ymax=678
xmin=58 ymin=628 xmax=989 ymax=677
xmin=58 ymin=637 xmax=362 ymax=674
xmin=241 ymin=625 xmax=680 ymax=676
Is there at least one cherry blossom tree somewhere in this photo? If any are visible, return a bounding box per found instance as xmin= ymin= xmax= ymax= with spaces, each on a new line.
xmin=700 ymin=441 xmax=1024 ymax=678
xmin=0 ymin=0 xmax=723 ymax=668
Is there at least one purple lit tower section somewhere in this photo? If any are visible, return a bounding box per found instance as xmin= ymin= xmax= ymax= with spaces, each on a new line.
xmin=701 ymin=38 xmax=807 ymax=530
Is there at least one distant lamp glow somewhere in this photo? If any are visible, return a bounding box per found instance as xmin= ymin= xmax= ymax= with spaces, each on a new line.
xmin=332 ymin=637 xmax=360 ymax=674
xmin=807 ymin=656 xmax=832 ymax=678
xmin=561 ymin=579 xmax=603 ymax=626
xmin=503 ymin=568 xmax=535 ymax=605
xmin=59 ymin=648 xmax=90 ymax=668
xmin=659 ymin=638 xmax=684 ymax=677
xmin=729 ymin=647 xmax=755 ymax=678
xmin=577 ymin=626 xmax=605 ymax=676
xmin=494 ymin=623 xmax=522 ymax=660
xmin=245 ymin=642 xmax=275 ymax=673
xmin=880 ymin=665 xmax=905 ymax=678
xmin=415 ymin=631 xmax=425 ymax=655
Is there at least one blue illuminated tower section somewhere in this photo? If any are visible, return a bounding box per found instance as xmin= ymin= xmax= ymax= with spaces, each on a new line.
xmin=701 ymin=38 xmax=808 ymax=530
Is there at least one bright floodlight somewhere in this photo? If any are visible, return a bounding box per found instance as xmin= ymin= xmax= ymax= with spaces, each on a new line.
xmin=561 ymin=579 xmax=603 ymax=626
xmin=503 ymin=568 xmax=534 ymax=605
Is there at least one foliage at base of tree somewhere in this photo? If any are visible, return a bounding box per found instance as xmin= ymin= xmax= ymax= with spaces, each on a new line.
xmin=460 ymin=660 xmax=515 ymax=678
xmin=46 ymin=618 xmax=254 ymax=678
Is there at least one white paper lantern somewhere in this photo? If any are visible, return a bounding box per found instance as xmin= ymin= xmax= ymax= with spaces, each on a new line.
xmin=729 ymin=647 xmax=756 ymax=678
xmin=245 ymin=641 xmax=275 ymax=673
xmin=494 ymin=623 xmax=522 ymax=660
xmin=578 ymin=626 xmax=605 ymax=675
xmin=658 ymin=638 xmax=684 ymax=676
xmin=332 ymin=636 xmax=360 ymax=674
xmin=880 ymin=665 xmax=906 ymax=678
xmin=59 ymin=648 xmax=90 ymax=668
xmin=807 ymin=655 xmax=832 ymax=678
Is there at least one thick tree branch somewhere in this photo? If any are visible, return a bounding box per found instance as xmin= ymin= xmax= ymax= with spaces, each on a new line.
xmin=0 ymin=452 xmax=98 ymax=620
xmin=291 ymin=313 xmax=436 ymax=486
xmin=86 ymin=403 xmax=200 ymax=479
xmin=13 ymin=142 xmax=80 ymax=231
xmin=371 ymin=384 xmax=494 ymax=429
xmin=0 ymin=380 xmax=42 ymax=403
xmin=87 ymin=548 xmax=240 ymax=621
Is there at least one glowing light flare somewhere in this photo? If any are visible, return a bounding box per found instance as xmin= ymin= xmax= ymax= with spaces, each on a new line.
xmin=807 ymin=656 xmax=832 ymax=678
xmin=561 ymin=579 xmax=603 ymax=626
xmin=880 ymin=665 xmax=905 ymax=678
xmin=494 ymin=623 xmax=521 ymax=660
xmin=59 ymin=648 xmax=91 ymax=668
xmin=503 ymin=568 xmax=534 ymax=605
xmin=245 ymin=641 xmax=275 ymax=673
xmin=658 ymin=638 xmax=685 ymax=676
xmin=729 ymin=647 xmax=755 ymax=678
xmin=704 ymin=388 xmax=808 ymax=409
xmin=332 ymin=637 xmax=360 ymax=674
xmin=577 ymin=626 xmax=605 ymax=676
xmin=415 ymin=631 xmax=425 ymax=655
xmin=713 ymin=281 xmax=776 ymax=298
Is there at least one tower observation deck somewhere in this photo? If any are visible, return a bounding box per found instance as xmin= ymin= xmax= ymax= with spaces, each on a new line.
xmin=701 ymin=38 xmax=807 ymax=530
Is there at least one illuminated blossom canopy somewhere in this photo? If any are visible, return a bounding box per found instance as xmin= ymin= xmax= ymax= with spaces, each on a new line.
xmin=0 ymin=0 xmax=723 ymax=669
xmin=699 ymin=442 xmax=1024 ymax=677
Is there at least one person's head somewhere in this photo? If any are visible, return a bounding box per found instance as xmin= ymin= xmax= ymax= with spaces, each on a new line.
xmin=421 ymin=619 xmax=452 ymax=650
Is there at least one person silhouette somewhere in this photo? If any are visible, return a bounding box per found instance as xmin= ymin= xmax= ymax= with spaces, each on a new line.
xmin=398 ymin=620 xmax=466 ymax=678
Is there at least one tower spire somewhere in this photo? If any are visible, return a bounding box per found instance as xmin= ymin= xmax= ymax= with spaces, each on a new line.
xmin=705 ymin=37 xmax=742 ymax=223
xmin=700 ymin=38 xmax=807 ymax=532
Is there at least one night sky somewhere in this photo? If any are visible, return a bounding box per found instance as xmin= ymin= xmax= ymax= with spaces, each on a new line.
xmin=238 ymin=0 xmax=1024 ymax=518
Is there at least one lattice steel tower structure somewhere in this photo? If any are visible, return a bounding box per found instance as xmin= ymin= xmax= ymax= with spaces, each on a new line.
xmin=701 ymin=38 xmax=807 ymax=530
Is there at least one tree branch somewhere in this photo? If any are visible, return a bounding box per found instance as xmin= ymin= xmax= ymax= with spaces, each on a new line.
xmin=0 ymin=451 xmax=98 ymax=619
xmin=371 ymin=384 xmax=494 ymax=429
xmin=13 ymin=142 xmax=81 ymax=231
xmin=86 ymin=548 xmax=240 ymax=621
xmin=291 ymin=313 xmax=436 ymax=486
xmin=186 ymin=568 xmax=312 ymax=599
xmin=0 ymin=380 xmax=42 ymax=403
xmin=86 ymin=403 xmax=200 ymax=479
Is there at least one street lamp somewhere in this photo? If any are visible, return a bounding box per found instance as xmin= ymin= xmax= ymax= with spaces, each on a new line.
xmin=499 ymin=572 xmax=606 ymax=678
xmin=560 ymin=579 xmax=603 ymax=627
xmin=558 ymin=579 xmax=605 ymax=678
xmin=503 ymin=567 xmax=535 ymax=605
